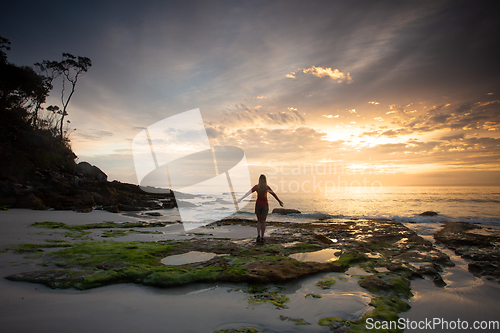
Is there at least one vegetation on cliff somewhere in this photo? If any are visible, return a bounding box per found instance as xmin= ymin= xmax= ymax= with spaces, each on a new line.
xmin=0 ymin=37 xmax=173 ymax=211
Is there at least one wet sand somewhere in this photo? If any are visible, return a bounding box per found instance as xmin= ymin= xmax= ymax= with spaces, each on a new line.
xmin=1 ymin=209 xmax=499 ymax=332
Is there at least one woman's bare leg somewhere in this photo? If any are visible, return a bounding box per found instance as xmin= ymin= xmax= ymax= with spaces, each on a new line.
xmin=259 ymin=213 xmax=268 ymax=238
xmin=256 ymin=215 xmax=262 ymax=237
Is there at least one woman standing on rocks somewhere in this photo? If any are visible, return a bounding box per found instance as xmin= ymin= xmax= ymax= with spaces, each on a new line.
xmin=239 ymin=174 xmax=283 ymax=243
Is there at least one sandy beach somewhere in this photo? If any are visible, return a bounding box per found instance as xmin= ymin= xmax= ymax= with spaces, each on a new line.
xmin=1 ymin=209 xmax=500 ymax=333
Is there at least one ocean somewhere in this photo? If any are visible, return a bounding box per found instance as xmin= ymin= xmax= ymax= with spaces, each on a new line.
xmin=159 ymin=186 xmax=500 ymax=226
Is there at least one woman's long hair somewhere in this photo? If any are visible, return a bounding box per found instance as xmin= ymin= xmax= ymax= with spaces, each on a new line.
xmin=257 ymin=174 xmax=267 ymax=197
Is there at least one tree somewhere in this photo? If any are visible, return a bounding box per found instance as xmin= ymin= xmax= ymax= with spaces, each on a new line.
xmin=0 ymin=36 xmax=11 ymax=64
xmin=36 ymin=53 xmax=91 ymax=140
xmin=0 ymin=37 xmax=50 ymax=118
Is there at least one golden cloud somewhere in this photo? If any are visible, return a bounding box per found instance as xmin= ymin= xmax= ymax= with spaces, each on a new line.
xmin=285 ymin=66 xmax=352 ymax=83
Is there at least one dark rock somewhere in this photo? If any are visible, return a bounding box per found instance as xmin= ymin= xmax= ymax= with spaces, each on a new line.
xmin=104 ymin=205 xmax=120 ymax=213
xmin=76 ymin=207 xmax=93 ymax=213
xmin=420 ymin=211 xmax=438 ymax=216
xmin=90 ymin=192 xmax=103 ymax=204
xmin=435 ymin=222 xmax=499 ymax=248
xmin=469 ymin=261 xmax=500 ymax=277
xmin=75 ymin=162 xmax=107 ymax=183
xmin=313 ymin=233 xmax=333 ymax=244
xmin=6 ymin=269 xmax=95 ymax=289
xmin=117 ymin=204 xmax=143 ymax=211
xmin=172 ymin=191 xmax=196 ymax=199
xmin=228 ymin=260 xmax=346 ymax=284
xmin=433 ymin=275 xmax=447 ymax=287
xmin=435 ymin=222 xmax=500 ymax=283
xmin=177 ymin=200 xmax=198 ymax=208
xmin=15 ymin=193 xmax=46 ymax=210
xmin=0 ymin=180 xmax=20 ymax=196
xmin=145 ymin=212 xmax=162 ymax=217
xmin=358 ymin=275 xmax=390 ymax=291
xmin=272 ymin=208 xmax=301 ymax=215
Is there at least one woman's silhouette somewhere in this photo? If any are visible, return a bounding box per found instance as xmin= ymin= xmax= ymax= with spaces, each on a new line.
xmin=239 ymin=174 xmax=283 ymax=242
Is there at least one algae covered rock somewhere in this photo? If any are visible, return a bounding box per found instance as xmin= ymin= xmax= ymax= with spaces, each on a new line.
xmin=272 ymin=208 xmax=301 ymax=215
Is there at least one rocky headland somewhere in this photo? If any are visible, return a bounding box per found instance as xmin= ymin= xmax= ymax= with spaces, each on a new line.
xmin=0 ymin=162 xmax=176 ymax=213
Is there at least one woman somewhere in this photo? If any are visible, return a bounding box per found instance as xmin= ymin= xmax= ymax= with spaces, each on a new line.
xmin=238 ymin=174 xmax=283 ymax=242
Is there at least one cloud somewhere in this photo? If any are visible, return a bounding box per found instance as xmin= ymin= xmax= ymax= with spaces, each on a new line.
xmin=439 ymin=133 xmax=465 ymax=141
xmin=381 ymin=98 xmax=500 ymax=136
xmin=75 ymin=130 xmax=114 ymax=141
xmin=286 ymin=66 xmax=352 ymax=83
xmin=208 ymin=104 xmax=306 ymax=131
xmin=209 ymin=126 xmax=334 ymax=160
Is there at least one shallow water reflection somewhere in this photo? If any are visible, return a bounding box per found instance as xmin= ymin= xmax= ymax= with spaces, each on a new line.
xmin=161 ymin=251 xmax=217 ymax=265
xmin=289 ymin=248 xmax=340 ymax=262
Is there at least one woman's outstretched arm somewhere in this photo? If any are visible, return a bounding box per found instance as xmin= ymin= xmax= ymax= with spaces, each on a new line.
xmin=269 ymin=189 xmax=284 ymax=207
xmin=237 ymin=186 xmax=255 ymax=203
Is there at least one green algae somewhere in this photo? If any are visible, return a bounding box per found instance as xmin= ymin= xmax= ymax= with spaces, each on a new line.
xmin=49 ymin=241 xmax=177 ymax=268
xmin=305 ymin=293 xmax=322 ymax=298
xmin=318 ymin=317 xmax=347 ymax=326
xmin=32 ymin=222 xmax=70 ymax=229
xmin=247 ymin=291 xmax=290 ymax=309
xmin=247 ymin=283 xmax=269 ymax=294
xmin=8 ymin=241 xmax=233 ymax=290
xmin=213 ymin=329 xmax=264 ymax=333
xmin=31 ymin=221 xmax=165 ymax=239
xmin=246 ymin=284 xmax=289 ymax=309
xmin=8 ymin=236 xmax=342 ymax=290
xmin=364 ymin=296 xmax=410 ymax=322
xmin=318 ymin=296 xmax=410 ymax=333
xmin=45 ymin=239 xmax=70 ymax=243
xmin=315 ymin=277 xmax=337 ymax=289
xmin=279 ymin=315 xmax=310 ymax=325
xmin=101 ymin=229 xmax=162 ymax=237
xmin=32 ymin=221 xmax=166 ymax=230
xmin=333 ymin=252 xmax=368 ymax=266
xmin=388 ymin=276 xmax=412 ymax=299
xmin=9 ymin=243 xmax=72 ymax=254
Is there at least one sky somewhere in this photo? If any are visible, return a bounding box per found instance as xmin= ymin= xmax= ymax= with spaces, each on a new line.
xmin=1 ymin=0 xmax=500 ymax=189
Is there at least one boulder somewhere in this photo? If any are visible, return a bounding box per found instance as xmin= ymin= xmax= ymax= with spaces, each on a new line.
xmin=15 ymin=193 xmax=47 ymax=210
xmin=272 ymin=208 xmax=301 ymax=215
xmin=420 ymin=211 xmax=438 ymax=216
xmin=75 ymin=162 xmax=107 ymax=183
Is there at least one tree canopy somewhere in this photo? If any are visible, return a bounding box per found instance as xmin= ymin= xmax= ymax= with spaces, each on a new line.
xmin=1 ymin=37 xmax=91 ymax=141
